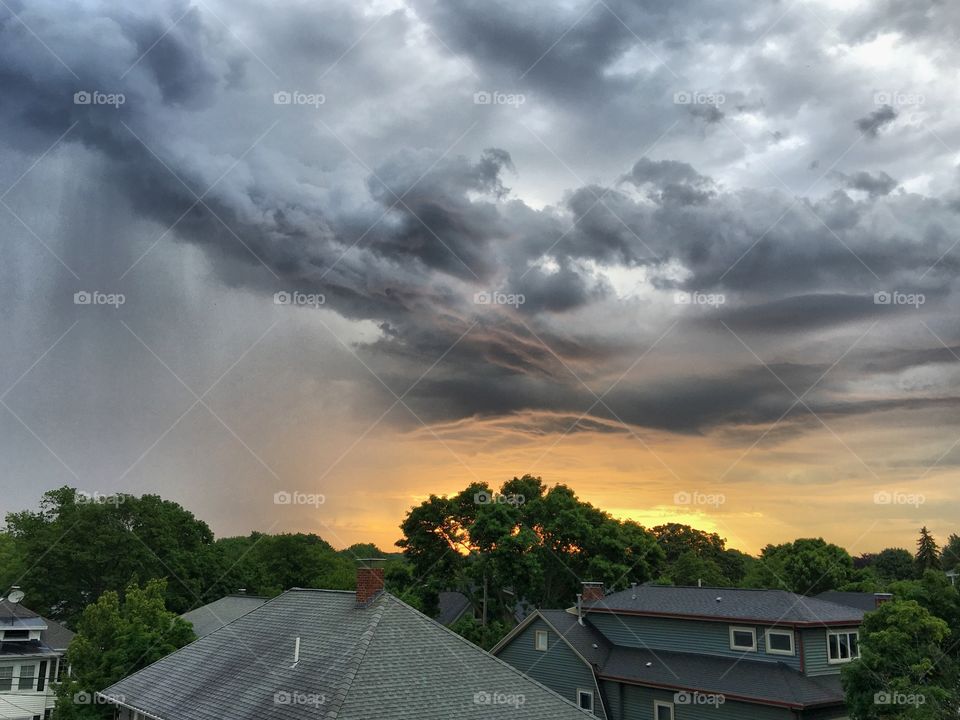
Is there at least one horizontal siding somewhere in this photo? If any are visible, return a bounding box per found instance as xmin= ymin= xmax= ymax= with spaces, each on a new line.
xmin=588 ymin=614 xmax=801 ymax=669
xmin=618 ymin=683 xmax=795 ymax=720
xmin=801 ymin=627 xmax=859 ymax=677
xmin=496 ymin=617 xmax=607 ymax=719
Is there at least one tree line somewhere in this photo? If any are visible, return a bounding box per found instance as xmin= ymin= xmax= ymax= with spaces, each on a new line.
xmin=2 ymin=480 xmax=959 ymax=718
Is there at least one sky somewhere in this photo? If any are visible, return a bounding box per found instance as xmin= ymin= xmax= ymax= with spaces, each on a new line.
xmin=1 ymin=0 xmax=959 ymax=556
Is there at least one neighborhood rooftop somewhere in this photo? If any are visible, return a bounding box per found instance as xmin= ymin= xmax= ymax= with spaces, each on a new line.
xmin=584 ymin=585 xmax=866 ymax=625
xmin=101 ymin=588 xmax=590 ymax=720
xmin=180 ymin=594 xmax=269 ymax=638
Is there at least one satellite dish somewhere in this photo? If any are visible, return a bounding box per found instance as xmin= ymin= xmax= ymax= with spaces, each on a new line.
xmin=6 ymin=590 xmax=24 ymax=604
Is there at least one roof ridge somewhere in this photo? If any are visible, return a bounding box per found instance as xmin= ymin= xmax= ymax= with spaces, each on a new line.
xmin=322 ymin=594 xmax=389 ymax=719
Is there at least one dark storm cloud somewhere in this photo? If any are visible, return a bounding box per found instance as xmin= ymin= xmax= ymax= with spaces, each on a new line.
xmin=833 ymin=170 xmax=899 ymax=198
xmin=855 ymin=105 xmax=897 ymax=137
xmin=3 ymin=0 xmax=960 ymax=443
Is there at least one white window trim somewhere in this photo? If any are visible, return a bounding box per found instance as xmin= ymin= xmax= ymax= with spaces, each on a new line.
xmin=654 ymin=700 xmax=675 ymax=720
xmin=576 ymin=688 xmax=594 ymax=713
xmin=729 ymin=625 xmax=757 ymax=652
xmin=826 ymin=629 xmax=860 ymax=664
xmin=765 ymin=628 xmax=795 ymax=656
xmin=534 ymin=629 xmax=548 ymax=652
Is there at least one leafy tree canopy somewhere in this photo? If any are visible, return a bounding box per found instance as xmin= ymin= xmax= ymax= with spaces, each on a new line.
xmin=842 ymin=599 xmax=958 ymax=719
xmin=745 ymin=537 xmax=853 ymax=595
xmin=4 ymin=487 xmax=216 ymax=623
xmin=54 ymin=579 xmax=195 ymax=719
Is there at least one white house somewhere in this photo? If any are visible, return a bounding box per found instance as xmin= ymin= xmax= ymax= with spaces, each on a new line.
xmin=0 ymin=595 xmax=73 ymax=720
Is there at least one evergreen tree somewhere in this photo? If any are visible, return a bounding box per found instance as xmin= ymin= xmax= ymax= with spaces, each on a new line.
xmin=916 ymin=527 xmax=941 ymax=573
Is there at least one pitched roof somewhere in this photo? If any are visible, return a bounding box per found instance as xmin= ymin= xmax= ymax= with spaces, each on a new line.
xmin=815 ymin=591 xmax=890 ymax=612
xmin=181 ymin=594 xmax=270 ymax=638
xmin=599 ymin=646 xmax=845 ymax=708
xmin=100 ymin=589 xmax=589 ymax=720
xmin=537 ymin=609 xmax=611 ymax=667
xmin=584 ymin=585 xmax=864 ymax=625
xmin=0 ymin=600 xmax=40 ymax=621
xmin=435 ymin=591 xmax=472 ymax=626
xmin=39 ymin=616 xmax=74 ymax=650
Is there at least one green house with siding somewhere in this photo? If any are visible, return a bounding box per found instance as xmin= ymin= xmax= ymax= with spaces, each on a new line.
xmin=492 ymin=582 xmax=865 ymax=719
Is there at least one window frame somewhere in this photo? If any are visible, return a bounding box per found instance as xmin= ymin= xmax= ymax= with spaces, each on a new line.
xmin=576 ymin=688 xmax=594 ymax=713
xmin=534 ymin=629 xmax=548 ymax=652
xmin=17 ymin=663 xmax=36 ymax=691
xmin=729 ymin=625 xmax=757 ymax=652
xmin=0 ymin=665 xmax=12 ymax=692
xmin=653 ymin=700 xmax=675 ymax=720
xmin=826 ymin=629 xmax=860 ymax=664
xmin=765 ymin=628 xmax=796 ymax=656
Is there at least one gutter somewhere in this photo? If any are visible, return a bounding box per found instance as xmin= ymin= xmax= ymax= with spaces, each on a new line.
xmin=583 ymin=607 xmax=862 ymax=627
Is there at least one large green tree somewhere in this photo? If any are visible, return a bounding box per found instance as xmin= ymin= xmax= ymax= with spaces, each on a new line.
xmin=746 ymin=537 xmax=853 ymax=595
xmin=842 ymin=600 xmax=958 ymax=719
xmin=873 ymin=548 xmax=917 ymax=582
xmin=0 ymin=531 xmax=23 ymax=592
xmin=55 ymin=579 xmax=195 ymax=719
xmin=889 ymin=571 xmax=960 ymax=647
xmin=397 ymin=476 xmax=665 ymax=619
xmin=5 ymin=487 xmax=218 ymax=623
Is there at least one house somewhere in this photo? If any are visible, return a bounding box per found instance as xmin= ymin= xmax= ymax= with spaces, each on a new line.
xmin=492 ymin=582 xmax=865 ymax=719
xmin=0 ymin=597 xmax=74 ymax=720
xmin=180 ymin=593 xmax=269 ymax=638
xmin=98 ymin=561 xmax=591 ymax=720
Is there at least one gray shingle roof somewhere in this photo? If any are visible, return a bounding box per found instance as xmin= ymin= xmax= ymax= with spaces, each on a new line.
xmin=181 ymin=595 xmax=270 ymax=638
xmin=538 ymin=610 xmax=611 ymax=667
xmin=585 ymin=585 xmax=864 ymax=625
xmin=599 ymin=646 xmax=844 ymax=708
xmin=0 ymin=600 xmax=39 ymax=621
xmin=815 ymin=591 xmax=889 ymax=612
xmin=435 ymin=591 xmax=471 ymax=626
xmin=100 ymin=589 xmax=589 ymax=720
xmin=39 ymin=616 xmax=74 ymax=650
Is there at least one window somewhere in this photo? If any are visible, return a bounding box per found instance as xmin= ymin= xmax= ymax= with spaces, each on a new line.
xmin=766 ymin=629 xmax=795 ymax=655
xmin=2 ymin=630 xmax=29 ymax=640
xmin=827 ymin=630 xmax=860 ymax=663
xmin=534 ymin=630 xmax=548 ymax=651
xmin=18 ymin=664 xmax=36 ymax=690
xmin=654 ymin=700 xmax=674 ymax=720
xmin=729 ymin=626 xmax=757 ymax=652
xmin=577 ymin=689 xmax=593 ymax=713
xmin=0 ymin=666 xmax=12 ymax=691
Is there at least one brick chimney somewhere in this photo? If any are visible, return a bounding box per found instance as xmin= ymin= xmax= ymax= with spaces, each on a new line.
xmin=581 ymin=581 xmax=604 ymax=603
xmin=356 ymin=559 xmax=385 ymax=607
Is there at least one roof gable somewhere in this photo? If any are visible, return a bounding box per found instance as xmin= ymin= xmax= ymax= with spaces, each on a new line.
xmin=101 ymin=589 xmax=589 ymax=720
